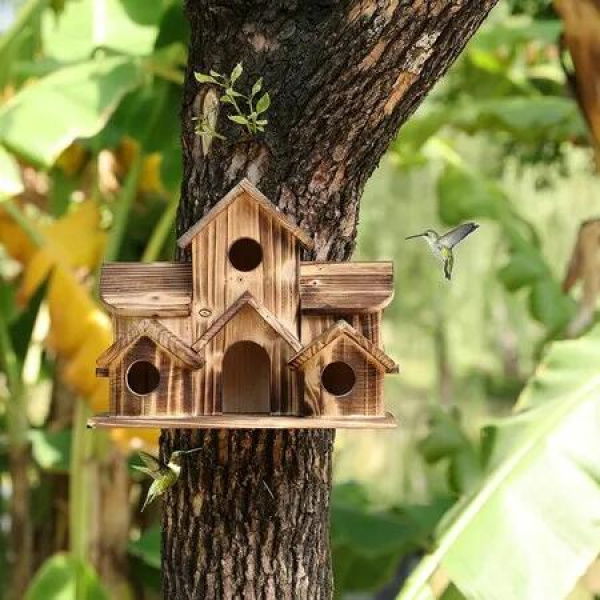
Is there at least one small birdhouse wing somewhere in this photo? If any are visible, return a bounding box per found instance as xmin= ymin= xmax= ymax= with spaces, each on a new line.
xmin=100 ymin=262 xmax=192 ymax=317
xmin=299 ymin=262 xmax=394 ymax=313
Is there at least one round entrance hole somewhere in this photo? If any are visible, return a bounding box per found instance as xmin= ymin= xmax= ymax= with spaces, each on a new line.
xmin=321 ymin=362 xmax=356 ymax=396
xmin=228 ymin=238 xmax=263 ymax=272
xmin=126 ymin=360 xmax=160 ymax=395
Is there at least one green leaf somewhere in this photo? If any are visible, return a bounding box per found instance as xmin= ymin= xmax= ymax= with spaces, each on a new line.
xmin=458 ymin=97 xmax=586 ymax=142
xmin=194 ymin=72 xmax=217 ymax=84
xmin=255 ymin=92 xmax=270 ymax=114
xmin=41 ymin=0 xmax=164 ymax=62
xmin=497 ymin=249 xmax=548 ymax=291
xmin=0 ymin=57 xmax=142 ymax=167
xmin=26 ymin=553 xmax=108 ymax=600
xmin=128 ymin=526 xmax=161 ymax=569
xmin=528 ymin=279 xmax=575 ymax=332
xmin=437 ymin=164 xmax=507 ymax=225
xmin=333 ymin=483 xmax=451 ymax=595
xmin=228 ymin=114 xmax=249 ymax=126
xmin=251 ymin=77 xmax=263 ymax=97
xmin=0 ymin=145 xmax=23 ymax=197
xmin=30 ymin=429 xmax=71 ymax=473
xmin=398 ymin=323 xmax=600 ymax=600
xmin=230 ymin=62 xmax=243 ymax=84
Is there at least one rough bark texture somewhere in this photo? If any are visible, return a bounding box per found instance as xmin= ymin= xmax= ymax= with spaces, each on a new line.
xmin=162 ymin=1 xmax=499 ymax=598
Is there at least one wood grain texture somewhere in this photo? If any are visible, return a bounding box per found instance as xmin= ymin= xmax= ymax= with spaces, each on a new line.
xmin=193 ymin=302 xmax=301 ymax=415
xmin=87 ymin=412 xmax=397 ymax=429
xmin=299 ymin=262 xmax=394 ymax=313
xmin=110 ymin=336 xmax=193 ymax=416
xmin=178 ymin=178 xmax=313 ymax=249
xmin=297 ymin=337 xmax=384 ymax=417
xmin=100 ymin=263 xmax=192 ymax=317
xmin=97 ymin=319 xmax=203 ymax=370
xmin=222 ymin=341 xmax=272 ymax=413
xmin=190 ymin=190 xmax=300 ymax=335
xmin=290 ymin=320 xmax=397 ymax=373
xmin=193 ymin=291 xmax=301 ymax=352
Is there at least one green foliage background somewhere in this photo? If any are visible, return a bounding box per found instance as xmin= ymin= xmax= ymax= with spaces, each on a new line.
xmin=0 ymin=0 xmax=598 ymax=599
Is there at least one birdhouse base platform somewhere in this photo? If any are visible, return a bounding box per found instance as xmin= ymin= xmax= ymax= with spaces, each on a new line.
xmin=87 ymin=412 xmax=397 ymax=430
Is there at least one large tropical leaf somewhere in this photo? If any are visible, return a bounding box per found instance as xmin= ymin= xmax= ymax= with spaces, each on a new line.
xmin=398 ymin=323 xmax=600 ymax=600
xmin=0 ymin=56 xmax=141 ymax=167
xmin=42 ymin=0 xmax=165 ymax=62
xmin=25 ymin=553 xmax=108 ymax=600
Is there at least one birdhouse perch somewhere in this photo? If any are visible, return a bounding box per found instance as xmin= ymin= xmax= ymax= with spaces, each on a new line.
xmin=88 ymin=179 xmax=398 ymax=430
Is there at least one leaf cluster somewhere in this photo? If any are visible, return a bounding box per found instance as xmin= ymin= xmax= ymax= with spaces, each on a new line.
xmin=194 ymin=62 xmax=270 ymax=142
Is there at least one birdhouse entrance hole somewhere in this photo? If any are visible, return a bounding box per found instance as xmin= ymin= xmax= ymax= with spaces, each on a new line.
xmin=228 ymin=238 xmax=263 ymax=271
xmin=126 ymin=360 xmax=160 ymax=395
xmin=222 ymin=341 xmax=271 ymax=413
xmin=321 ymin=362 xmax=356 ymax=396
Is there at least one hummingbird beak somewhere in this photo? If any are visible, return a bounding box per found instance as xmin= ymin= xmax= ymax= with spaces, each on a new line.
xmin=405 ymin=233 xmax=425 ymax=240
xmin=182 ymin=447 xmax=204 ymax=455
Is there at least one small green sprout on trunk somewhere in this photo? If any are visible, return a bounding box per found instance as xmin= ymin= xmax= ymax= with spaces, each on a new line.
xmin=194 ymin=62 xmax=270 ymax=146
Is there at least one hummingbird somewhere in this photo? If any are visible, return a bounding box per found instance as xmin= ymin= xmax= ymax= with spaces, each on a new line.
xmin=134 ymin=447 xmax=203 ymax=511
xmin=405 ymin=222 xmax=479 ymax=280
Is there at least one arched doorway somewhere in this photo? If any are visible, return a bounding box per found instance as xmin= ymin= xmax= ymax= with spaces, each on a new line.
xmin=222 ymin=341 xmax=271 ymax=413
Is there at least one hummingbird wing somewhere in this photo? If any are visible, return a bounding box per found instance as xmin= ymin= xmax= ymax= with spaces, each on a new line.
xmin=137 ymin=451 xmax=162 ymax=473
xmin=133 ymin=465 xmax=163 ymax=480
xmin=438 ymin=222 xmax=479 ymax=249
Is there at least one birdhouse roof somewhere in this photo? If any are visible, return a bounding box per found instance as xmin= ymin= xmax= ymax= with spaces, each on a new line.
xmin=299 ymin=261 xmax=394 ymax=313
xmin=192 ymin=291 xmax=302 ymax=352
xmin=288 ymin=320 xmax=398 ymax=373
xmin=100 ymin=262 xmax=192 ymax=317
xmin=96 ymin=319 xmax=203 ymax=370
xmin=177 ymin=178 xmax=314 ymax=250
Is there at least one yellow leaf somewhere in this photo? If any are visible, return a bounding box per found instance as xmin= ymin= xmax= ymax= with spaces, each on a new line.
xmin=0 ymin=201 xmax=157 ymax=450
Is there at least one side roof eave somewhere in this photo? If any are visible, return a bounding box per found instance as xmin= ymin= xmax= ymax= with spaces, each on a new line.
xmin=288 ymin=320 xmax=398 ymax=373
xmin=177 ymin=178 xmax=314 ymax=250
xmin=97 ymin=319 xmax=204 ymax=370
xmin=192 ymin=291 xmax=302 ymax=352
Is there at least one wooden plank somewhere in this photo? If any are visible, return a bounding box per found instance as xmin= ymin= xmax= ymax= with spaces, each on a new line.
xmin=299 ymin=261 xmax=394 ymax=313
xmin=290 ymin=320 xmax=398 ymax=373
xmin=177 ymin=179 xmax=314 ymax=249
xmin=100 ymin=262 xmax=192 ymax=316
xmin=87 ymin=412 xmax=398 ymax=429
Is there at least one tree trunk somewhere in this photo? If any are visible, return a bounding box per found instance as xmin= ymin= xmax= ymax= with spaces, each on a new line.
xmin=162 ymin=1 xmax=499 ymax=598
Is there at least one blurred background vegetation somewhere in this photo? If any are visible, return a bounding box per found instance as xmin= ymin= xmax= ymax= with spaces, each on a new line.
xmin=0 ymin=0 xmax=599 ymax=598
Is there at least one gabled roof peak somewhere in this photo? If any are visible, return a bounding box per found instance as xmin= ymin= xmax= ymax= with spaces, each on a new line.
xmin=96 ymin=319 xmax=203 ymax=370
xmin=177 ymin=178 xmax=314 ymax=250
xmin=288 ymin=320 xmax=398 ymax=373
xmin=192 ymin=291 xmax=302 ymax=352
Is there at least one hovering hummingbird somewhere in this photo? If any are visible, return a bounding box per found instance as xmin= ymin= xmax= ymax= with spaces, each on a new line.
xmin=134 ymin=448 xmax=203 ymax=511
xmin=406 ymin=222 xmax=479 ymax=280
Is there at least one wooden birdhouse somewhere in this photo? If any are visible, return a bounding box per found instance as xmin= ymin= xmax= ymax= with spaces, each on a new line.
xmin=89 ymin=179 xmax=398 ymax=429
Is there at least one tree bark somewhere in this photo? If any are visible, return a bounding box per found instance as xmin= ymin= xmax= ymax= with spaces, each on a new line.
xmin=162 ymin=1 xmax=499 ymax=598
